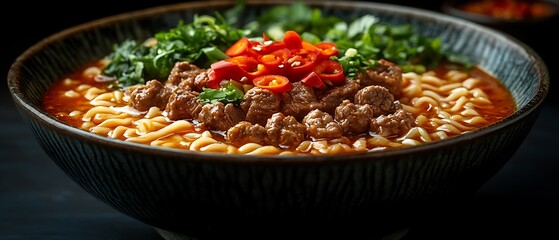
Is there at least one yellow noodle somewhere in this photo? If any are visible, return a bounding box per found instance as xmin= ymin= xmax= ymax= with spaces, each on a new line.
xmin=430 ymin=131 xmax=449 ymax=141
xmin=75 ymin=84 xmax=93 ymax=92
xmin=64 ymin=90 xmax=81 ymax=98
xmin=84 ymin=87 xmax=106 ymax=100
xmin=82 ymin=106 xmax=118 ymax=121
xmin=436 ymin=123 xmax=462 ymax=134
xmin=126 ymin=120 xmax=193 ymax=143
xmin=90 ymin=126 xmax=112 ymax=135
xmin=82 ymin=66 xmax=102 ymax=79
xmin=97 ymin=118 xmax=134 ymax=128
xmin=200 ymin=143 xmax=230 ymax=153
xmin=110 ymin=126 xmax=132 ymax=139
xmin=92 ymin=113 xmax=129 ymax=124
xmin=413 ymin=96 xmax=439 ymax=107
xmin=421 ymin=75 xmax=445 ymax=86
xmin=446 ymin=70 xmax=469 ymax=82
xmin=419 ymin=84 xmax=439 ymax=92
xmin=69 ymin=111 xmax=82 ymax=117
xmin=443 ymin=87 xmax=469 ymax=101
xmin=401 ymin=139 xmax=422 ymax=146
xmin=462 ymin=78 xmax=481 ymax=89
xmin=245 ymin=146 xmax=282 ymax=155
xmin=450 ymin=96 xmax=469 ymax=112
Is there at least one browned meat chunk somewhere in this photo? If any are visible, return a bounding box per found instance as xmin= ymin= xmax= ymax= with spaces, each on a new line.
xmin=129 ymin=80 xmax=171 ymax=111
xmin=166 ymin=62 xmax=208 ymax=91
xmin=370 ymin=108 xmax=415 ymax=137
xmin=318 ymin=81 xmax=360 ymax=114
xmin=265 ymin=113 xmax=306 ymax=147
xmin=165 ymin=90 xmax=202 ymax=120
xmin=354 ymin=85 xmax=394 ymax=117
xmin=241 ymin=87 xmax=281 ymax=126
xmin=226 ymin=121 xmax=269 ymax=146
xmin=281 ymin=82 xmax=321 ymax=120
xmin=198 ymin=102 xmax=245 ymax=131
xmin=358 ymin=59 xmax=402 ymax=98
xmin=303 ymin=109 xmax=343 ymax=139
xmin=335 ymin=100 xmax=374 ymax=134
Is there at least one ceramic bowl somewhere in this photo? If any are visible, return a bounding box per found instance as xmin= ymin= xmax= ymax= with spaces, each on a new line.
xmin=7 ymin=0 xmax=549 ymax=239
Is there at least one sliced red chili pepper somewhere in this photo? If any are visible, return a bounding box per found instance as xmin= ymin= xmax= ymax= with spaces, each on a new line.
xmin=316 ymin=42 xmax=339 ymax=59
xmin=245 ymin=63 xmax=268 ymax=79
xmin=253 ymin=75 xmax=292 ymax=93
xmin=314 ymin=60 xmax=345 ymax=84
xmin=206 ymin=70 xmax=221 ymax=89
xmin=260 ymin=48 xmax=289 ymax=69
xmin=301 ymin=71 xmax=325 ymax=89
xmin=226 ymin=56 xmax=259 ymax=71
xmin=302 ymin=41 xmax=320 ymax=52
xmin=258 ymin=41 xmax=286 ymax=55
xmin=282 ymin=30 xmax=303 ymax=50
xmin=210 ymin=60 xmax=247 ymax=83
xmin=287 ymin=49 xmax=318 ymax=79
xmin=225 ymin=37 xmax=251 ymax=57
xmin=260 ymin=54 xmax=281 ymax=67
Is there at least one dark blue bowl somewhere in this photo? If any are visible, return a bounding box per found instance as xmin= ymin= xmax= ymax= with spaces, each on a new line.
xmin=7 ymin=1 xmax=549 ymax=239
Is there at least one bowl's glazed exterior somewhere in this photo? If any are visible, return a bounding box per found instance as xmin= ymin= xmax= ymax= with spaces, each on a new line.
xmin=7 ymin=1 xmax=549 ymax=239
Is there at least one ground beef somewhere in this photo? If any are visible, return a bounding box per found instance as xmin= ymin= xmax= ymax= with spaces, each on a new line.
xmin=302 ymin=109 xmax=343 ymax=139
xmin=335 ymin=100 xmax=375 ymax=134
xmin=354 ymin=85 xmax=395 ymax=117
xmin=165 ymin=89 xmax=202 ymax=120
xmin=318 ymin=81 xmax=360 ymax=114
xmin=166 ymin=61 xmax=208 ymax=91
xmin=370 ymin=108 xmax=415 ymax=137
xmin=358 ymin=59 xmax=402 ymax=98
xmin=265 ymin=112 xmax=306 ymax=147
xmin=281 ymin=82 xmax=321 ymax=121
xmin=241 ymin=87 xmax=281 ymax=126
xmin=198 ymin=102 xmax=245 ymax=131
xmin=226 ymin=121 xmax=269 ymax=146
xmin=129 ymin=80 xmax=171 ymax=111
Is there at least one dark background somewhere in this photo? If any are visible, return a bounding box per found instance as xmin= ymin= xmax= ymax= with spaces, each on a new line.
xmin=2 ymin=0 xmax=558 ymax=239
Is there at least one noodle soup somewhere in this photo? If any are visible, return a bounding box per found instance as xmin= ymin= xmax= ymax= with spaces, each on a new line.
xmin=43 ymin=61 xmax=514 ymax=155
xmin=42 ymin=3 xmax=515 ymax=155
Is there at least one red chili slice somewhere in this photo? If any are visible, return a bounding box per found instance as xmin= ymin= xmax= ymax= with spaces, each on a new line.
xmin=282 ymin=30 xmax=303 ymax=50
xmin=259 ymin=41 xmax=286 ymax=55
xmin=253 ymin=75 xmax=292 ymax=93
xmin=244 ymin=63 xmax=268 ymax=79
xmin=287 ymin=49 xmax=318 ymax=79
xmin=316 ymin=42 xmax=339 ymax=59
xmin=210 ymin=60 xmax=246 ymax=82
xmin=314 ymin=60 xmax=345 ymax=84
xmin=301 ymin=71 xmax=325 ymax=89
xmin=225 ymin=37 xmax=250 ymax=57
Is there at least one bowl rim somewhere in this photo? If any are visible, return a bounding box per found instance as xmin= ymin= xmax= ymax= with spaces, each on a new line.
xmin=7 ymin=0 xmax=550 ymax=164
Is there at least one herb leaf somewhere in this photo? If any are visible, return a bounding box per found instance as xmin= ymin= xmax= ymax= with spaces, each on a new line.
xmin=101 ymin=14 xmax=250 ymax=88
xmin=199 ymin=83 xmax=245 ymax=106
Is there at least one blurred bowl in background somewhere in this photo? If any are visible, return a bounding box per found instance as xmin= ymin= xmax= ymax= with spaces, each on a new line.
xmin=442 ymin=0 xmax=559 ymax=46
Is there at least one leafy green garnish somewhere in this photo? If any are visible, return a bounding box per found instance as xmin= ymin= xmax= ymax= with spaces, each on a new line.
xmin=101 ymin=14 xmax=250 ymax=88
xmin=198 ymin=83 xmax=245 ymax=106
xmin=246 ymin=2 xmax=342 ymax=40
xmin=246 ymin=3 xmax=473 ymax=76
xmin=102 ymin=1 xmax=474 ymax=88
